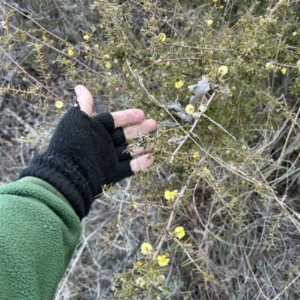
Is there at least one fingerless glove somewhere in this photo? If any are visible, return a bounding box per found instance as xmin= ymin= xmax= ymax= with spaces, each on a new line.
xmin=20 ymin=105 xmax=134 ymax=219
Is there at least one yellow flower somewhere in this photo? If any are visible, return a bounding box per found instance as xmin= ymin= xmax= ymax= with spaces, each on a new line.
xmin=157 ymin=254 xmax=169 ymax=267
xmin=135 ymin=261 xmax=143 ymax=268
xmin=193 ymin=151 xmax=200 ymax=159
xmin=175 ymin=80 xmax=184 ymax=89
xmin=164 ymin=190 xmax=178 ymax=201
xmin=68 ymin=49 xmax=74 ymax=56
xmin=105 ymin=62 xmax=112 ymax=69
xmin=173 ymin=226 xmax=185 ymax=239
xmin=203 ymin=167 xmax=211 ymax=175
xmin=159 ymin=32 xmax=166 ymax=42
xmin=206 ymin=19 xmax=213 ymax=26
xmin=281 ymin=67 xmax=287 ymax=75
xmin=185 ymin=104 xmax=195 ymax=115
xmin=83 ymin=34 xmax=90 ymax=41
xmin=259 ymin=17 xmax=266 ymax=25
xmin=140 ymin=242 xmax=153 ymax=255
xmin=265 ymin=62 xmax=274 ymax=70
xmin=218 ymin=65 xmax=228 ymax=76
xmin=55 ymin=100 xmax=64 ymax=109
xmin=293 ymin=32 xmax=297 ymax=37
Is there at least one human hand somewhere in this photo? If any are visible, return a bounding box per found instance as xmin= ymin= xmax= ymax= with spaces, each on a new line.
xmin=75 ymin=85 xmax=157 ymax=173
xmin=20 ymin=85 xmax=157 ymax=219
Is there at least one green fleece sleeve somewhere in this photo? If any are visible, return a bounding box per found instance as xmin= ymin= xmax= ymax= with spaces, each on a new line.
xmin=0 ymin=176 xmax=82 ymax=300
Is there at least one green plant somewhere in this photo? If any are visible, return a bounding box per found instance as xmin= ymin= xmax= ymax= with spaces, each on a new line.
xmin=1 ymin=0 xmax=300 ymax=299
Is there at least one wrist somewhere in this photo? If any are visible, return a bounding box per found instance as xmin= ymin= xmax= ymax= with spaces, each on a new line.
xmin=19 ymin=153 xmax=94 ymax=220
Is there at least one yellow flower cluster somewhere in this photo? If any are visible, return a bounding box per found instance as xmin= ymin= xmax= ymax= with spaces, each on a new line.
xmin=55 ymin=100 xmax=64 ymax=109
xmin=175 ymin=80 xmax=184 ymax=89
xmin=218 ymin=65 xmax=228 ymax=76
xmin=265 ymin=62 xmax=274 ymax=70
xmin=193 ymin=151 xmax=200 ymax=159
xmin=259 ymin=17 xmax=266 ymax=25
xmin=259 ymin=17 xmax=275 ymax=25
xmin=173 ymin=226 xmax=185 ymax=239
xmin=203 ymin=167 xmax=211 ymax=175
xmin=185 ymin=104 xmax=195 ymax=115
xmin=135 ymin=261 xmax=143 ymax=268
xmin=140 ymin=242 xmax=171 ymax=267
xmin=83 ymin=34 xmax=90 ymax=41
xmin=157 ymin=254 xmax=169 ymax=267
xmin=159 ymin=32 xmax=166 ymax=42
xmin=105 ymin=62 xmax=112 ymax=69
xmin=140 ymin=242 xmax=153 ymax=255
xmin=164 ymin=190 xmax=178 ymax=201
xmin=68 ymin=49 xmax=74 ymax=56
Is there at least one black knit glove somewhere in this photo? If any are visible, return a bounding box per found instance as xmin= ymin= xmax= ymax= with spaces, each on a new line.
xmin=19 ymin=105 xmax=134 ymax=219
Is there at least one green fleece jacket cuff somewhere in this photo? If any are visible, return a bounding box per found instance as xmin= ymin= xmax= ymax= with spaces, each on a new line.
xmin=0 ymin=177 xmax=82 ymax=300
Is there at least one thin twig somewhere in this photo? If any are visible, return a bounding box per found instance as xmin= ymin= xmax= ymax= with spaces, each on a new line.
xmin=103 ymin=197 xmax=173 ymax=210
xmin=137 ymin=57 xmax=222 ymax=76
xmin=273 ymin=272 xmax=300 ymax=300
xmin=202 ymin=113 xmax=236 ymax=141
xmin=152 ymin=155 xmax=207 ymax=259
xmin=170 ymin=92 xmax=216 ymax=163
xmin=172 ymin=235 xmax=205 ymax=275
xmin=0 ymin=45 xmax=62 ymax=101
xmin=8 ymin=24 xmax=106 ymax=79
xmin=5 ymin=108 xmax=35 ymax=133
xmin=126 ymin=60 xmax=164 ymax=108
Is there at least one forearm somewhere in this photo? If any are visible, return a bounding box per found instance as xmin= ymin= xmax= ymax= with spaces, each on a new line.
xmin=0 ymin=177 xmax=81 ymax=300
xmin=0 ymin=86 xmax=156 ymax=299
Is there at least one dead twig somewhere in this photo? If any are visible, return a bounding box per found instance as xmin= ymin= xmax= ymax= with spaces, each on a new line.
xmin=152 ymin=155 xmax=207 ymax=259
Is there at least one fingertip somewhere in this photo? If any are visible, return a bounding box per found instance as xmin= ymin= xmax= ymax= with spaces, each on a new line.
xmin=148 ymin=119 xmax=158 ymax=131
xmin=130 ymin=154 xmax=155 ymax=173
xmin=112 ymin=109 xmax=145 ymax=128
xmin=75 ymin=85 xmax=85 ymax=95
xmin=75 ymin=85 xmax=94 ymax=116
xmin=123 ymin=119 xmax=158 ymax=139
xmin=135 ymin=109 xmax=145 ymax=122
